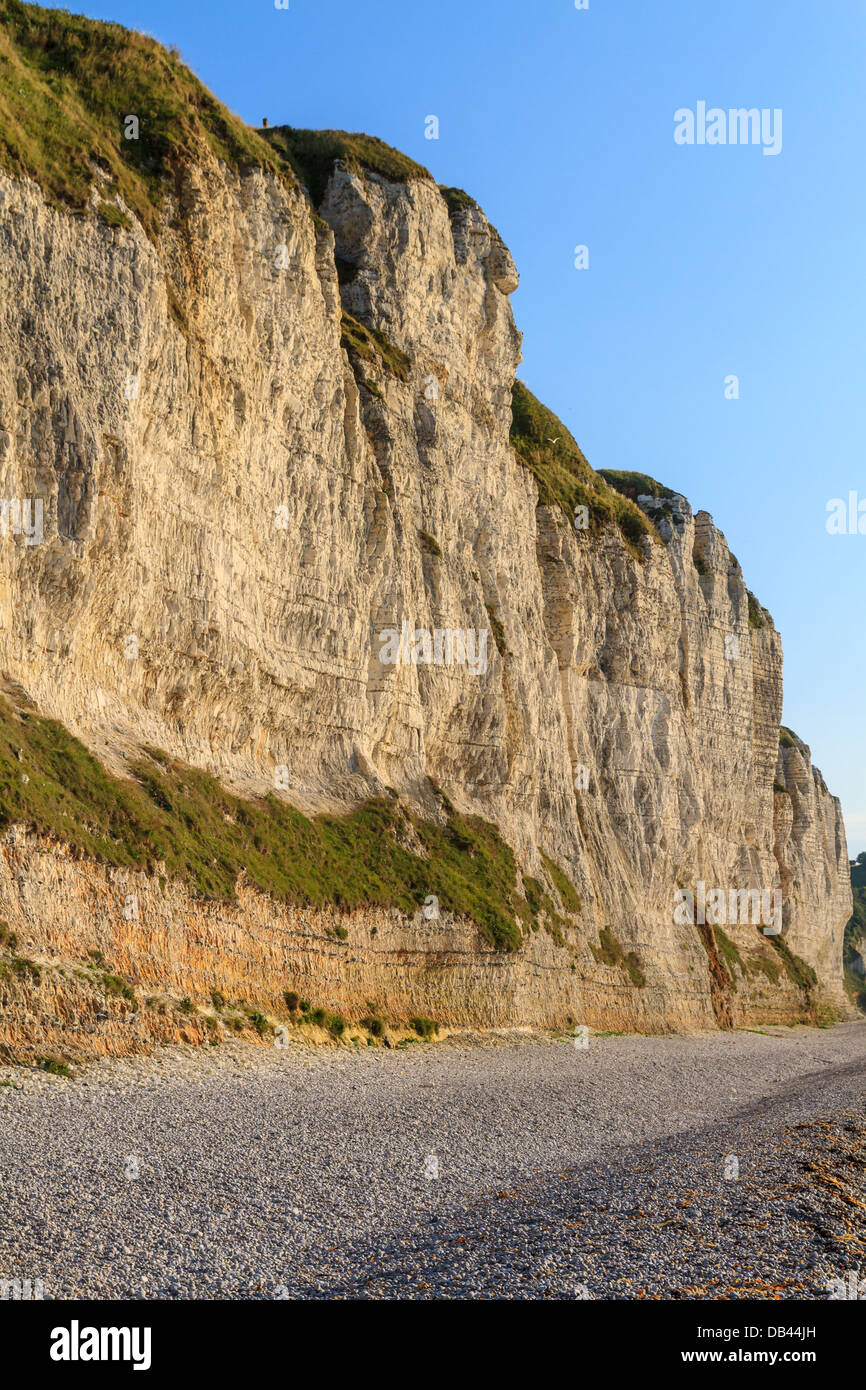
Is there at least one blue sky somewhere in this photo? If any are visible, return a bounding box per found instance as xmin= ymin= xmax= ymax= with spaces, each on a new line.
xmin=62 ymin=0 xmax=865 ymax=853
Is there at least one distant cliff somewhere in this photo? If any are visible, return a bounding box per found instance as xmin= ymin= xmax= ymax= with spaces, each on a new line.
xmin=0 ymin=3 xmax=852 ymax=1062
xmin=844 ymin=853 xmax=866 ymax=1010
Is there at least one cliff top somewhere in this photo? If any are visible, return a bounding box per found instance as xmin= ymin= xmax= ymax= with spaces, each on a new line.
xmin=0 ymin=0 xmax=286 ymax=235
xmin=259 ymin=125 xmax=433 ymax=206
xmin=0 ymin=1 xmax=455 ymax=236
xmin=0 ymin=0 xmax=724 ymax=568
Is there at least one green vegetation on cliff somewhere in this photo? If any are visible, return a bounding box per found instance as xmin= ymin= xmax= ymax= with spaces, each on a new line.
xmin=0 ymin=0 xmax=455 ymax=240
xmin=597 ymin=470 xmax=676 ymax=502
xmin=747 ymin=591 xmax=767 ymax=629
xmin=590 ymin=926 xmax=647 ymax=988
xmin=438 ymin=185 xmax=479 ymax=216
xmin=509 ymin=380 xmax=658 ymax=558
xmin=260 ymin=125 xmax=432 ymax=206
xmin=0 ymin=694 xmax=583 ymax=954
xmin=341 ymin=311 xmax=412 ymax=383
xmin=0 ymin=0 xmax=286 ymax=236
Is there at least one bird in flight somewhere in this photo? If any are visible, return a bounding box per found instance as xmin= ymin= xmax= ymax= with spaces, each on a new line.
xmin=547 ymin=437 xmax=559 ymax=445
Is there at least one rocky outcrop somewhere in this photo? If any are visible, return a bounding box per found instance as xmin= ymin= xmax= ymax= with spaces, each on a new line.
xmin=0 ymin=23 xmax=852 ymax=1054
xmin=774 ymin=732 xmax=852 ymax=1009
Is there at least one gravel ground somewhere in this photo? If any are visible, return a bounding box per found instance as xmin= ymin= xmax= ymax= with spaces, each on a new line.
xmin=0 ymin=1023 xmax=864 ymax=1300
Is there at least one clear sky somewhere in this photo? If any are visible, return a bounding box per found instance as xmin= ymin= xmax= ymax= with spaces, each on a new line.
xmin=60 ymin=0 xmax=866 ymax=853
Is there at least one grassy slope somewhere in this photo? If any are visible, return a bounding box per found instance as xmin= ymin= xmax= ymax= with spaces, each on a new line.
xmin=0 ymin=695 xmax=588 ymax=953
xmin=259 ymin=125 xmax=432 ymax=206
xmin=598 ymin=470 xmax=676 ymax=502
xmin=0 ymin=3 xmax=442 ymax=234
xmin=0 ymin=0 xmax=287 ymax=236
xmin=509 ymin=381 xmax=659 ymax=557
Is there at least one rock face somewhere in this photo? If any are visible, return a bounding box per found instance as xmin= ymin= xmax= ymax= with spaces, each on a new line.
xmin=0 ymin=127 xmax=852 ymax=1052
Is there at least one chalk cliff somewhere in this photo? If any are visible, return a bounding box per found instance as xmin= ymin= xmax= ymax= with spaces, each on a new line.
xmin=0 ymin=5 xmax=852 ymax=1059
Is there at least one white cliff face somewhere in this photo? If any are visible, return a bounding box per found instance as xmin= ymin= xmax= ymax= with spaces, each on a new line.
xmin=0 ymin=150 xmax=851 ymax=1039
xmin=775 ymin=734 xmax=852 ymax=1008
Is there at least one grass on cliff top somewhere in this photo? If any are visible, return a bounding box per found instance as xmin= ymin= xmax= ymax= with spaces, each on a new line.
xmin=597 ymin=469 xmax=677 ymax=502
xmin=260 ymin=125 xmax=433 ymax=207
xmin=510 ymin=380 xmax=658 ymax=558
xmin=0 ymin=0 xmax=461 ymax=232
xmin=0 ymin=0 xmax=285 ymax=236
xmin=0 ymin=694 xmax=587 ymax=953
xmin=439 ymin=185 xmax=479 ymax=216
